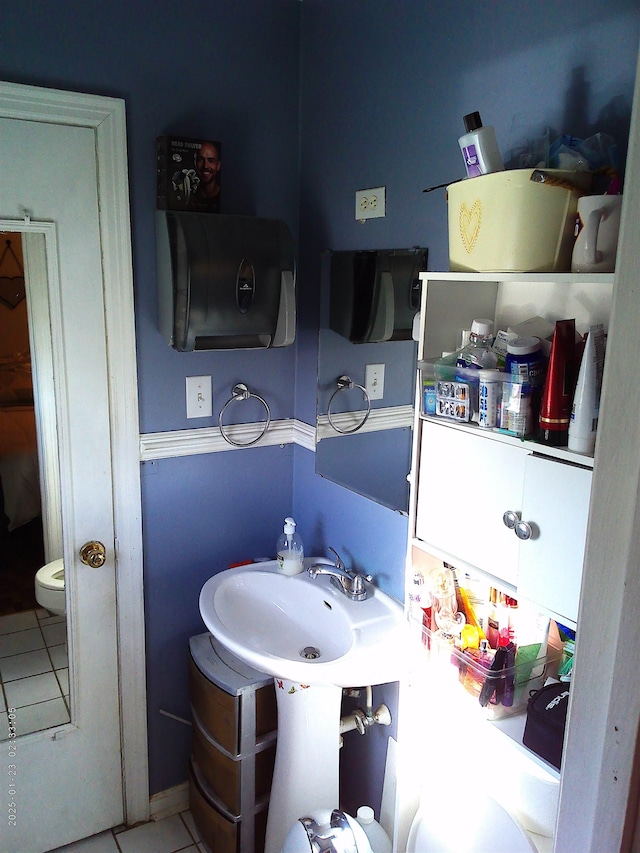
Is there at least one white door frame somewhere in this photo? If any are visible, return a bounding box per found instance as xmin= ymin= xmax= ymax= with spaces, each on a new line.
xmin=554 ymin=51 xmax=640 ymax=851
xmin=0 ymin=81 xmax=148 ymax=827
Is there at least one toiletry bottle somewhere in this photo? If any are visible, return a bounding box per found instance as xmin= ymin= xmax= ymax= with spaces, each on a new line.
xmin=449 ymin=319 xmax=498 ymax=421
xmin=409 ymin=571 xmax=426 ymax=640
xmin=356 ymin=806 xmax=392 ymax=853
xmin=461 ymin=638 xmax=495 ymax=699
xmin=276 ymin=517 xmax=304 ymax=576
xmin=458 ymin=111 xmax=504 ymax=178
xmin=455 ymin=318 xmax=498 ymax=370
xmin=568 ymin=324 xmax=605 ymax=455
xmin=505 ymin=336 xmax=546 ymax=430
xmin=539 ymin=319 xmax=577 ymax=446
xmin=478 ymin=369 xmax=500 ymax=429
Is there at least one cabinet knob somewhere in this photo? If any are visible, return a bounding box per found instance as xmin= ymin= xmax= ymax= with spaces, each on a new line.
xmin=514 ymin=520 xmax=533 ymax=541
xmin=502 ymin=510 xmax=520 ymax=530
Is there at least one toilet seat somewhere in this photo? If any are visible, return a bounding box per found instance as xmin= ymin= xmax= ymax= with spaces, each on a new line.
xmin=36 ymin=558 xmax=65 ymax=589
xmin=407 ymin=787 xmax=536 ymax=853
xmin=35 ymin=558 xmax=66 ymax=616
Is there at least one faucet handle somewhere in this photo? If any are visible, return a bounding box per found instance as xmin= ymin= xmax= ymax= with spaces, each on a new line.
xmin=328 ymin=547 xmax=345 ymax=571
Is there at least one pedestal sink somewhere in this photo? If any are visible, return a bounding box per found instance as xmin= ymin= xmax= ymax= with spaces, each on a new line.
xmin=199 ymin=558 xmax=408 ymax=853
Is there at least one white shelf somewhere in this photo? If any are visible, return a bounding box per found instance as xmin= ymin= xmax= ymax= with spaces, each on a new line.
xmin=490 ymin=709 xmax=560 ymax=780
xmin=420 ymin=271 xmax=615 ymax=284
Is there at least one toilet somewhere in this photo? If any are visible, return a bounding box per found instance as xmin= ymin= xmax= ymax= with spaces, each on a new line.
xmin=35 ymin=558 xmax=65 ymax=616
xmin=406 ymin=787 xmax=536 ymax=853
xmin=281 ymin=809 xmax=373 ymax=853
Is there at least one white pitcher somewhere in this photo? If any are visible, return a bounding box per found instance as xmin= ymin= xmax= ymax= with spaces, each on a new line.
xmin=571 ymin=194 xmax=622 ymax=273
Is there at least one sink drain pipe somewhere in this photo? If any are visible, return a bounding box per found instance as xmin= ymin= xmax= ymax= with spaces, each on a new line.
xmin=340 ymin=685 xmax=391 ymax=744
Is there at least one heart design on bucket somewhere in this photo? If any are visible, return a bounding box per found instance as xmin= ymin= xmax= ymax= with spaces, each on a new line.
xmin=459 ymin=200 xmax=482 ymax=254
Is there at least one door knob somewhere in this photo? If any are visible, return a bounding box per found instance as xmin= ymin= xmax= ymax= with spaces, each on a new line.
xmin=514 ymin=520 xmax=533 ymax=541
xmin=79 ymin=540 xmax=106 ymax=568
xmin=502 ymin=510 xmax=520 ymax=530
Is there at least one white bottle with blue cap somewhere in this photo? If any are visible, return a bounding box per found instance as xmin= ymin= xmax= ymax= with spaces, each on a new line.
xmin=277 ymin=517 xmax=304 ymax=576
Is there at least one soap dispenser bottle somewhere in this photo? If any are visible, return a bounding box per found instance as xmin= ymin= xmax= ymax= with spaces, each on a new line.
xmin=458 ymin=111 xmax=504 ymax=178
xmin=277 ymin=517 xmax=304 ymax=575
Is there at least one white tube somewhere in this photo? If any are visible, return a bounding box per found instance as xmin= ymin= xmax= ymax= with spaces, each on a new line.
xmin=568 ymin=324 xmax=605 ymax=455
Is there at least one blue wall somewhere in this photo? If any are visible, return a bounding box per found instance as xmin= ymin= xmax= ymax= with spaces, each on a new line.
xmin=2 ymin=0 xmax=638 ymax=808
xmin=295 ymin=0 xmax=639 ymax=816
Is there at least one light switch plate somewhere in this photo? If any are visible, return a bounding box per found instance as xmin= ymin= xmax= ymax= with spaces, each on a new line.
xmin=186 ymin=375 xmax=212 ymax=418
xmin=365 ymin=363 xmax=385 ymax=400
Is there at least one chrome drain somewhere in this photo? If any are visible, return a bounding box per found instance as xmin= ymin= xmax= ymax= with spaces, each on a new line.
xmin=301 ymin=646 xmax=321 ymax=660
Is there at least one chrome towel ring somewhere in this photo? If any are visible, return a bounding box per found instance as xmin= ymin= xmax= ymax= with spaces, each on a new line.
xmin=219 ymin=383 xmax=271 ymax=447
xmin=326 ymin=375 xmax=371 ymax=434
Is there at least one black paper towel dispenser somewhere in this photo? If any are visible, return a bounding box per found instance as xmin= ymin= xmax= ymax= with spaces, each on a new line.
xmin=329 ymin=247 xmax=427 ymax=343
xmin=157 ymin=211 xmax=296 ymax=351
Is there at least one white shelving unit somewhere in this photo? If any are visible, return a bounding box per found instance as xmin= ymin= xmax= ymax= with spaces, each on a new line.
xmin=399 ymin=269 xmax=614 ymax=850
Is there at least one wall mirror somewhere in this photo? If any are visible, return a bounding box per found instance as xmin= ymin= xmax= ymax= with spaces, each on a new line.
xmin=0 ymin=226 xmax=67 ymax=740
xmin=315 ymin=248 xmax=427 ymax=514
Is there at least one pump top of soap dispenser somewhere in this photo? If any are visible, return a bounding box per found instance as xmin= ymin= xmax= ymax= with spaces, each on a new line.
xmin=284 ymin=517 xmax=296 ymax=536
xmin=463 ymin=111 xmax=483 ymax=133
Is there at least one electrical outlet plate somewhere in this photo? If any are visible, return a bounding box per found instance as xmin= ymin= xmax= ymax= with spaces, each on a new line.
xmin=355 ymin=186 xmax=386 ymax=220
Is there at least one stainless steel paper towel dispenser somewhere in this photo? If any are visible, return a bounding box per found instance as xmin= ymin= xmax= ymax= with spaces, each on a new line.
xmin=329 ymin=247 xmax=427 ymax=343
xmin=157 ymin=211 xmax=296 ymax=351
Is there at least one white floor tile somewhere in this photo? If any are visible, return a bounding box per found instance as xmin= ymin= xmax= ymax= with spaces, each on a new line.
xmin=5 ymin=670 xmax=61 ymax=708
xmin=0 ymin=610 xmax=39 ymax=635
xmin=0 ymin=690 xmax=5 ymax=713
xmin=181 ymin=810 xmax=201 ymax=842
xmin=115 ymin=813 xmax=194 ymax=853
xmin=37 ymin=611 xmax=65 ymax=626
xmin=52 ymin=829 xmax=121 ymax=852
xmin=0 ymin=647 xmax=52 ymax=682
xmin=49 ymin=642 xmax=69 ymax=669
xmin=56 ymin=666 xmax=70 ymax=695
xmin=0 ymin=696 xmax=70 ymax=735
xmin=42 ymin=620 xmax=67 ymax=647
xmin=0 ymin=626 xmax=46 ymax=658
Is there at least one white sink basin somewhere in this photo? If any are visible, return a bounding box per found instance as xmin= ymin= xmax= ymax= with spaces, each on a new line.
xmin=199 ymin=558 xmax=408 ymax=686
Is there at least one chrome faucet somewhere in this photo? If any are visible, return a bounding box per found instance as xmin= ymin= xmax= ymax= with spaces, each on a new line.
xmin=307 ymin=548 xmax=372 ymax=601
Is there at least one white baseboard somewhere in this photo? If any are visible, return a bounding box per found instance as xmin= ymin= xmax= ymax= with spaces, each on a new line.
xmin=149 ymin=781 xmax=189 ymax=822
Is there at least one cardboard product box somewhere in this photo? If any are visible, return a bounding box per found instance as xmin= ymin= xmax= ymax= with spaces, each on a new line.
xmin=157 ymin=135 xmax=222 ymax=213
xmin=447 ymin=169 xmax=592 ymax=273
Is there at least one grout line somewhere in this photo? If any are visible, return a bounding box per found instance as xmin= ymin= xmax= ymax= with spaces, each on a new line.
xmin=179 ymin=809 xmax=201 ymax=845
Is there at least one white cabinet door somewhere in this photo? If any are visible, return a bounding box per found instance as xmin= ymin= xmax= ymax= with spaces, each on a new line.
xmin=415 ymin=421 xmax=591 ymax=623
xmin=517 ymin=455 xmax=591 ymax=624
xmin=415 ymin=422 xmax=525 ymax=585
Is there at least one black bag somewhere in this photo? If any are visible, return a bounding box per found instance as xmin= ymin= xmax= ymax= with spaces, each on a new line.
xmin=522 ymin=681 xmax=570 ymax=770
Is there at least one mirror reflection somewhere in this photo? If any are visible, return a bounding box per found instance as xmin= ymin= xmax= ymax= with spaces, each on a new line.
xmin=315 ymin=248 xmax=427 ymax=514
xmin=0 ymin=231 xmax=69 ymax=739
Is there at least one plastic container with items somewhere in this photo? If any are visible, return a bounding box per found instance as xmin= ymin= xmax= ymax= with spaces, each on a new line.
xmin=419 ymin=360 xmax=538 ymax=438
xmin=447 ymin=168 xmax=593 ymax=273
xmin=413 ymin=564 xmax=562 ymax=721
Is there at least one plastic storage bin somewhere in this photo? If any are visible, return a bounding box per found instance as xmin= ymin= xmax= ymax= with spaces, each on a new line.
xmin=419 ymin=360 xmax=533 ymax=437
xmin=418 ymin=621 xmax=561 ymax=721
xmin=447 ymin=169 xmax=592 ymax=273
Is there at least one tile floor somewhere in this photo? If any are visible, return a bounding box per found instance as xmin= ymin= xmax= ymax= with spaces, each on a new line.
xmin=0 ymin=608 xmax=70 ymax=738
xmin=51 ymin=810 xmax=207 ymax=852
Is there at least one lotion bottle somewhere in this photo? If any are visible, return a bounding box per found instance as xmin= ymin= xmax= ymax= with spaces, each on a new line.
xmin=458 ymin=112 xmax=504 ymax=178
xmin=539 ymin=319 xmax=576 ymax=446
xmin=276 ymin=517 xmax=304 ymax=575
xmin=568 ymin=324 xmax=605 ymax=455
